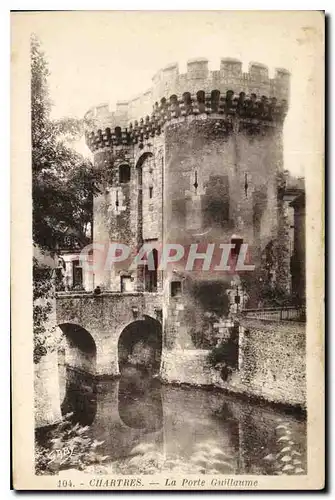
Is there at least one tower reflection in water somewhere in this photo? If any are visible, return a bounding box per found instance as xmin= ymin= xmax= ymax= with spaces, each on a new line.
xmin=60 ymin=367 xmax=306 ymax=475
xmin=61 ymin=367 xmax=97 ymax=426
xmin=61 ymin=367 xmax=164 ymax=461
xmin=118 ymin=367 xmax=163 ymax=432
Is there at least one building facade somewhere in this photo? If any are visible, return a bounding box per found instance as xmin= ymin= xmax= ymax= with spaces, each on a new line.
xmin=83 ymin=58 xmax=296 ymax=341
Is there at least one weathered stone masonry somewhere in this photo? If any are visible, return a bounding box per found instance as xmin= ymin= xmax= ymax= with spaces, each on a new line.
xmin=56 ymin=58 xmax=305 ymax=408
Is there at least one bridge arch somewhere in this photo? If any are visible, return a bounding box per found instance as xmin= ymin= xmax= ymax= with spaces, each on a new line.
xmin=57 ymin=323 xmax=97 ymax=425
xmin=117 ymin=316 xmax=162 ymax=375
xmin=58 ymin=322 xmax=97 ymax=375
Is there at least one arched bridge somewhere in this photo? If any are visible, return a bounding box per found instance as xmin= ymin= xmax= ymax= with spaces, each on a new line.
xmin=56 ymin=291 xmax=163 ymax=376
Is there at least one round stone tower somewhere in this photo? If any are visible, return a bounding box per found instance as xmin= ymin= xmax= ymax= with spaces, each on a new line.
xmin=85 ymin=57 xmax=290 ymax=352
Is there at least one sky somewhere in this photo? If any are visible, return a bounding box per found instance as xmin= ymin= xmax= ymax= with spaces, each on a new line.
xmin=26 ymin=10 xmax=323 ymax=176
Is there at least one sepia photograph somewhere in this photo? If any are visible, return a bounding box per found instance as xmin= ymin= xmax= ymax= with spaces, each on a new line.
xmin=11 ymin=9 xmax=324 ymax=490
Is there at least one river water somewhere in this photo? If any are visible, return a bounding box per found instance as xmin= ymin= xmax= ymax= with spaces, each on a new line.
xmin=60 ymin=367 xmax=306 ymax=476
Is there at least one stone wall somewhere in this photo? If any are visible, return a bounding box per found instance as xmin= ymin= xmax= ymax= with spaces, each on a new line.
xmin=162 ymin=118 xmax=282 ymax=347
xmin=161 ymin=350 xmax=216 ymax=386
xmin=35 ymin=351 xmax=62 ymax=428
xmin=34 ymin=247 xmax=63 ymax=428
xmin=291 ymin=193 xmax=306 ymax=302
xmin=92 ymin=139 xmax=165 ymax=292
xmin=164 ymin=119 xmax=281 ymax=256
xmin=92 ymin=148 xmax=138 ymax=290
xmin=133 ymin=138 xmax=164 ymax=253
xmin=161 ymin=319 xmax=306 ymax=409
xmin=141 ymin=149 xmax=163 ymax=242
xmin=239 ymin=319 xmax=305 ymax=407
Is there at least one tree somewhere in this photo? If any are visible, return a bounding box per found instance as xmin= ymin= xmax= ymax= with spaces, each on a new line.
xmin=31 ymin=34 xmax=100 ymax=252
xmin=31 ymin=34 xmax=99 ymax=362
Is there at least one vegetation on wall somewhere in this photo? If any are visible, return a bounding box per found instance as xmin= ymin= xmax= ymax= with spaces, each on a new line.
xmin=207 ymin=326 xmax=239 ymax=382
xmin=191 ymin=311 xmax=220 ymax=349
xmin=240 ymin=264 xmax=292 ymax=309
xmin=33 ymin=257 xmax=57 ymax=364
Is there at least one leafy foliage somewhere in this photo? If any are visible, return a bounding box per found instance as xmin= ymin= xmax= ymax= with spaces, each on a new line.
xmin=240 ymin=266 xmax=292 ymax=308
xmin=207 ymin=343 xmax=236 ymax=381
xmin=35 ymin=414 xmax=108 ymax=475
xmin=33 ymin=256 xmax=59 ymax=364
xmin=191 ymin=311 xmax=221 ymax=349
xmin=207 ymin=323 xmax=239 ymax=381
xmin=31 ymin=33 xmax=101 ymax=252
xmin=262 ymin=421 xmax=306 ymax=475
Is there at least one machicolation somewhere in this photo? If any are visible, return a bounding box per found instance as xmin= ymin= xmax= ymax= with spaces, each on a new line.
xmin=85 ymin=58 xmax=290 ymax=152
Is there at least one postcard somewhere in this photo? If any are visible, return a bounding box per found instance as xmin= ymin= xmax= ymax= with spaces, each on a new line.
xmin=11 ymin=10 xmax=324 ymax=490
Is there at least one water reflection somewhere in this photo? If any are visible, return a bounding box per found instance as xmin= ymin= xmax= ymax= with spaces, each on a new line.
xmin=60 ymin=367 xmax=97 ymax=426
xmin=118 ymin=368 xmax=163 ymax=432
xmin=62 ymin=368 xmax=307 ymax=475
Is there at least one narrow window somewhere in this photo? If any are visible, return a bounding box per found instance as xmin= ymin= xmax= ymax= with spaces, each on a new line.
xmin=170 ymin=281 xmax=182 ymax=297
xmin=72 ymin=259 xmax=83 ymax=288
xmin=119 ymin=164 xmax=131 ymax=184
xmin=120 ymin=275 xmax=133 ymax=293
xmin=149 ymin=186 xmax=153 ymax=199
xmin=144 ymin=249 xmax=158 ymax=292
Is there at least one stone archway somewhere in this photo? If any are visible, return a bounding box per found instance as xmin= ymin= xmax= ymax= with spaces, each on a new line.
xmin=58 ymin=323 xmax=97 ymax=425
xmin=58 ymin=323 xmax=97 ymax=374
xmin=118 ymin=317 xmax=162 ymax=375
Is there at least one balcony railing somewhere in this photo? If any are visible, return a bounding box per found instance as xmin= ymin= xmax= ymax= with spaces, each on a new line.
xmin=241 ymin=305 xmax=306 ymax=322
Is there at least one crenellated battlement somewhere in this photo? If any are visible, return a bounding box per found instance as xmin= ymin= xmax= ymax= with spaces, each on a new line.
xmin=84 ymin=58 xmax=290 ymax=136
xmin=84 ymin=100 xmax=130 ymax=130
xmin=85 ymin=88 xmax=289 ymax=152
